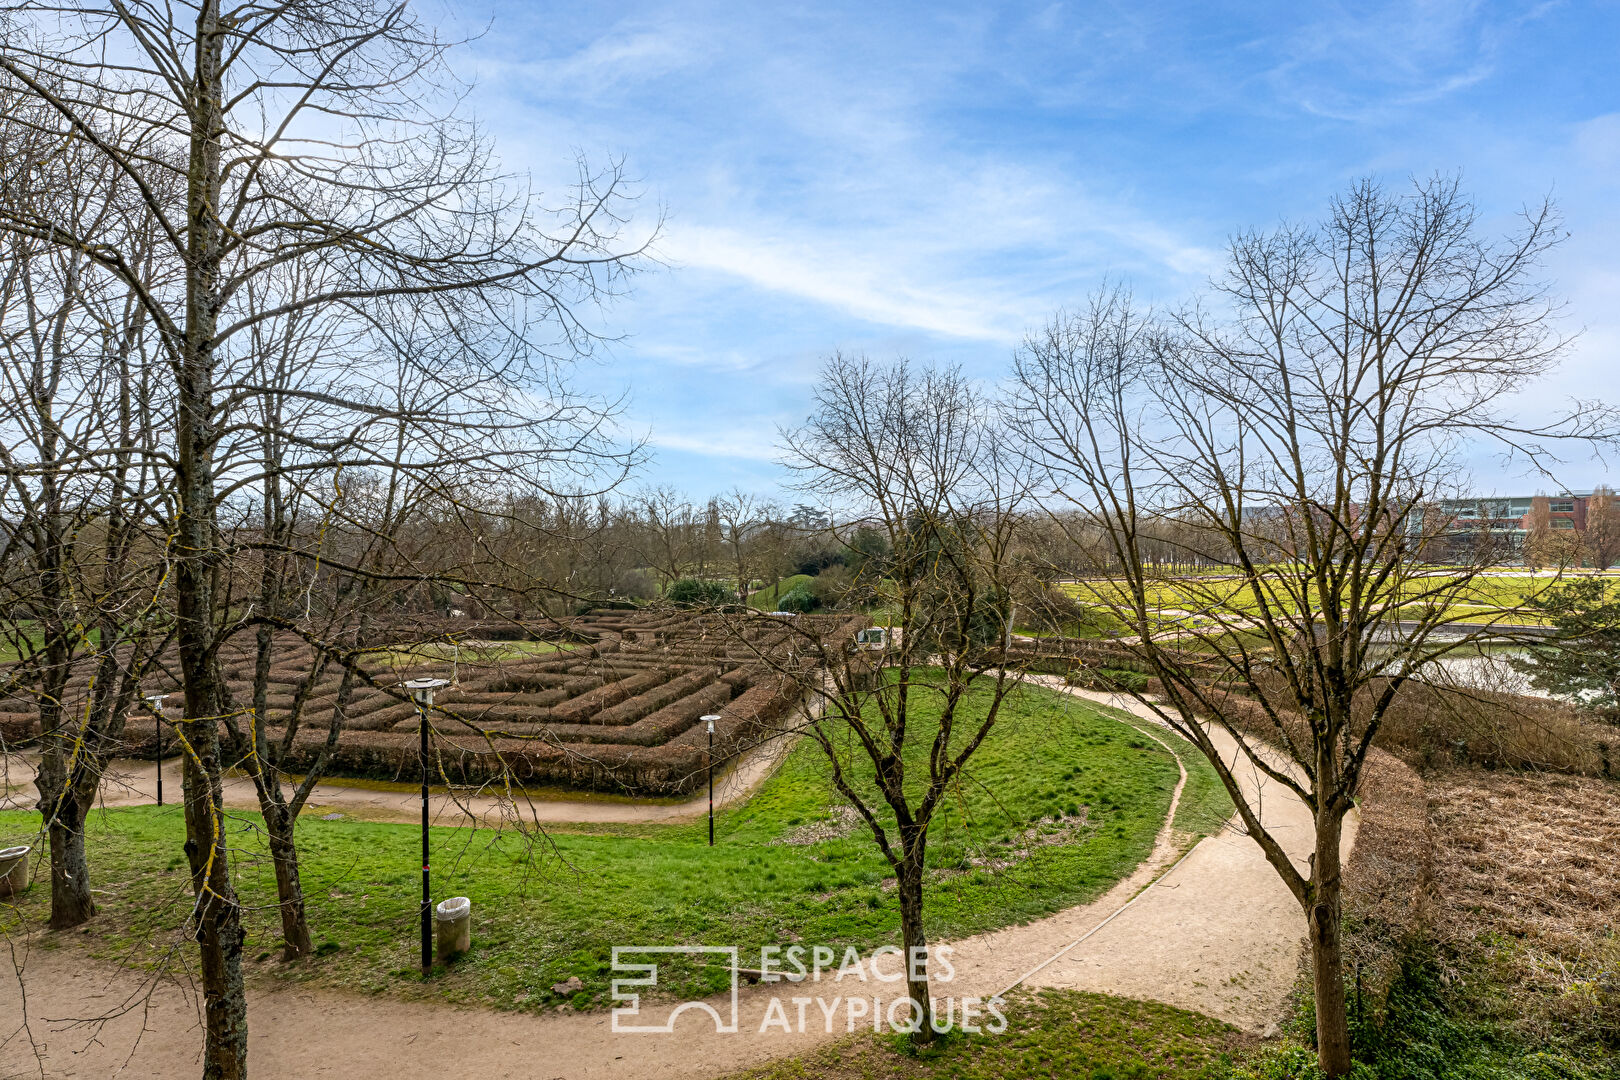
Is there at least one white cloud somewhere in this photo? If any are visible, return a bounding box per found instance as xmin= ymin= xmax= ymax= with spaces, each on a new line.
xmin=660 ymin=224 xmax=1024 ymax=342
xmin=476 ymin=5 xmax=1227 ymax=353
xmin=1262 ymin=1 xmax=1512 ymax=123
xmin=475 ymin=21 xmax=707 ymax=101
xmin=646 ymin=421 xmax=782 ymax=462
xmin=458 ymin=0 xmax=1620 ymax=498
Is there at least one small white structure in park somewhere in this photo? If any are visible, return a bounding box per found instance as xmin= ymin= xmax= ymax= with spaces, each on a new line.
xmin=854 ymin=627 xmax=890 ymax=651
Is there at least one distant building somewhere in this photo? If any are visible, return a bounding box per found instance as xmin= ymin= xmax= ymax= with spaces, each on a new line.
xmin=1417 ymin=491 xmax=1601 ymax=563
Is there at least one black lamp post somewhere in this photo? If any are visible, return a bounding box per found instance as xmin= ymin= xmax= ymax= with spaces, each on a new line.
xmin=403 ymin=677 xmax=450 ymax=971
xmin=144 ymin=693 xmax=167 ymax=806
xmin=702 ymin=714 xmax=720 ymax=846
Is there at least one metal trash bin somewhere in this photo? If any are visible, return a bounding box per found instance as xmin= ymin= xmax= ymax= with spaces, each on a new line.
xmin=434 ymin=896 xmax=471 ymax=961
xmin=0 ymin=845 xmax=30 ymax=897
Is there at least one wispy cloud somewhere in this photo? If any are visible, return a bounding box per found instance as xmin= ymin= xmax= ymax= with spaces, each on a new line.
xmin=477 ymin=19 xmax=707 ymax=100
xmin=1259 ymin=1 xmax=1554 ymax=123
xmin=464 ymin=0 xmax=1619 ymax=493
xmin=645 ymin=422 xmax=783 ymax=463
xmin=661 ymin=224 xmax=1024 ymax=342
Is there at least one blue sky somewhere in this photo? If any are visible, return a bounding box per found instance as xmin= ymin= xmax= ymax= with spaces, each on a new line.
xmin=454 ymin=1 xmax=1619 ymax=498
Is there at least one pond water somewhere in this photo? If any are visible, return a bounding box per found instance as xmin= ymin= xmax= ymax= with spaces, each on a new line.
xmin=1418 ymin=650 xmax=1540 ymax=697
xmin=1363 ymin=629 xmax=1548 ymax=697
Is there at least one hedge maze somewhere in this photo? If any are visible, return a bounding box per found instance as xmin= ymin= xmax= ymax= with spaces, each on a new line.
xmin=1 ymin=610 xmax=856 ymax=796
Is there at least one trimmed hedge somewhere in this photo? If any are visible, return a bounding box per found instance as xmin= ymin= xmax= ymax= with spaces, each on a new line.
xmin=4 ymin=609 xmax=828 ymax=795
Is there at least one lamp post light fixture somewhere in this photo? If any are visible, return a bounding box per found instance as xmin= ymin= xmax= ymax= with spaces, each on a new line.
xmin=402 ymin=677 xmax=451 ymax=971
xmin=702 ymin=715 xmax=720 ymax=847
xmin=143 ymin=693 xmax=167 ymax=806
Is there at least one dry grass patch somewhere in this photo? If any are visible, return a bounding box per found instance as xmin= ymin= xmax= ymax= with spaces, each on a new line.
xmin=1342 ymin=748 xmax=1433 ymax=982
xmin=1427 ymin=769 xmax=1620 ymax=1049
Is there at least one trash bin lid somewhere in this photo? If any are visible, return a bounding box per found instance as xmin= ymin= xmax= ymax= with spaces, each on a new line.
xmin=434 ymin=896 xmax=470 ymax=920
xmin=0 ymin=845 xmax=29 ymax=862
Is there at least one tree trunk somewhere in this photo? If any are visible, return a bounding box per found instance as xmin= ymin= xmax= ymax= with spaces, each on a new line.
xmin=247 ymin=616 xmax=313 ymax=961
xmin=1310 ymin=812 xmax=1352 ymax=1078
xmin=173 ymin=5 xmax=248 ymax=1074
xmin=34 ymin=652 xmax=97 ymax=930
xmin=267 ymin=810 xmax=313 ymax=960
xmin=896 ymin=857 xmax=936 ymax=1045
xmin=181 ymin=718 xmax=249 ymax=1080
xmin=43 ymin=789 xmax=95 ymax=929
xmin=1310 ymin=895 xmax=1351 ymax=1076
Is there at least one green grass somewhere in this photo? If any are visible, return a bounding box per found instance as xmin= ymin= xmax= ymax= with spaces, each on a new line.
xmin=1166 ymin=739 xmax=1235 ymax=839
xmin=0 ymin=622 xmax=92 ymax=663
xmin=727 ymin=989 xmax=1252 ymax=1080
xmin=0 ymin=674 xmax=1234 ymax=1014
xmin=750 ymin=574 xmax=818 ymax=610
xmin=387 ymin=639 xmax=576 ymax=663
xmin=1229 ymin=948 xmax=1617 ymax=1080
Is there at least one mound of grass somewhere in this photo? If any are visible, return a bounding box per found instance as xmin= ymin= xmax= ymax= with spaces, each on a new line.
xmin=749 ymin=574 xmax=817 ymax=610
xmin=0 ymin=674 xmax=1233 ymax=1014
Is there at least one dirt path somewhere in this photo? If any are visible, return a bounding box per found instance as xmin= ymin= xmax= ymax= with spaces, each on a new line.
xmin=997 ymin=684 xmax=1358 ymax=1032
xmin=0 ymin=735 xmax=796 ymax=829
xmin=0 ymin=686 xmax=1354 ymax=1079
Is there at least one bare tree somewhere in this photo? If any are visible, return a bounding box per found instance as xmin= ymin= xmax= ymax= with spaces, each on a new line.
xmin=0 ymin=108 xmax=175 ymax=930
xmin=765 ymin=356 xmax=1030 ymax=1046
xmin=1524 ymin=495 xmax=1562 ymax=569
xmin=1587 ymin=485 xmax=1620 ymax=571
xmin=632 ymin=486 xmax=700 ymax=588
xmin=715 ymin=487 xmax=773 ymax=601
xmin=0 ymin=3 xmax=648 ymax=1074
xmin=1007 ymin=178 xmax=1610 ymax=1077
xmin=745 ymin=512 xmax=797 ymax=602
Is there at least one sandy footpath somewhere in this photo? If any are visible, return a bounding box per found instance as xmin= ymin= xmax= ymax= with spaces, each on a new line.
xmin=1012 ymin=685 xmax=1356 ymax=1031
xmin=0 ymin=685 xmax=1354 ymax=1079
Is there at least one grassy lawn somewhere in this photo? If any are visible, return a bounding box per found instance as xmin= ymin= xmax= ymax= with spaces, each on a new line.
xmin=0 ymin=622 xmax=91 ymax=663
xmin=0 ymin=674 xmax=1232 ymax=1014
xmin=727 ymin=989 xmax=1253 ymax=1080
xmin=381 ymin=638 xmax=576 ymax=665
xmin=1059 ymin=572 xmax=1587 ymax=632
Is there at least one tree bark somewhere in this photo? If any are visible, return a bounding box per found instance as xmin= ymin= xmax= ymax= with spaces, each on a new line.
xmin=41 ymin=787 xmax=95 ymax=929
xmin=172 ymin=4 xmax=248 ymax=1075
xmin=267 ymin=809 xmax=313 ymax=960
xmin=1310 ymin=810 xmax=1352 ymax=1078
xmin=33 ymin=642 xmax=97 ymax=929
xmin=180 ymin=719 xmax=248 ymax=1080
xmin=896 ymin=847 xmax=935 ymax=1045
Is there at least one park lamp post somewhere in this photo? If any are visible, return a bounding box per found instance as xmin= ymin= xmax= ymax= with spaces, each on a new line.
xmin=403 ymin=677 xmax=450 ymax=971
xmin=143 ymin=693 xmax=167 ymax=806
xmin=702 ymin=714 xmax=720 ymax=847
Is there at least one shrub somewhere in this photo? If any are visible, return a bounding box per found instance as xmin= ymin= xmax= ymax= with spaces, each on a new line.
xmin=809 ymin=565 xmax=855 ymax=607
xmin=96 ymin=612 xmax=821 ymax=795
xmin=665 ymin=577 xmax=733 ymax=607
xmin=1061 ymin=665 xmax=1150 ymax=693
xmin=576 ymin=598 xmax=640 ymax=614
xmin=777 ymin=584 xmax=819 ymax=613
xmin=1098 ymin=667 xmax=1149 ymax=692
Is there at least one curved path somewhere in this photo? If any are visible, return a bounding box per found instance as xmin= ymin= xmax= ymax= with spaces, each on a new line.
xmin=992 ymin=683 xmax=1357 ymax=1032
xmin=0 ymin=685 xmax=1355 ymax=1079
